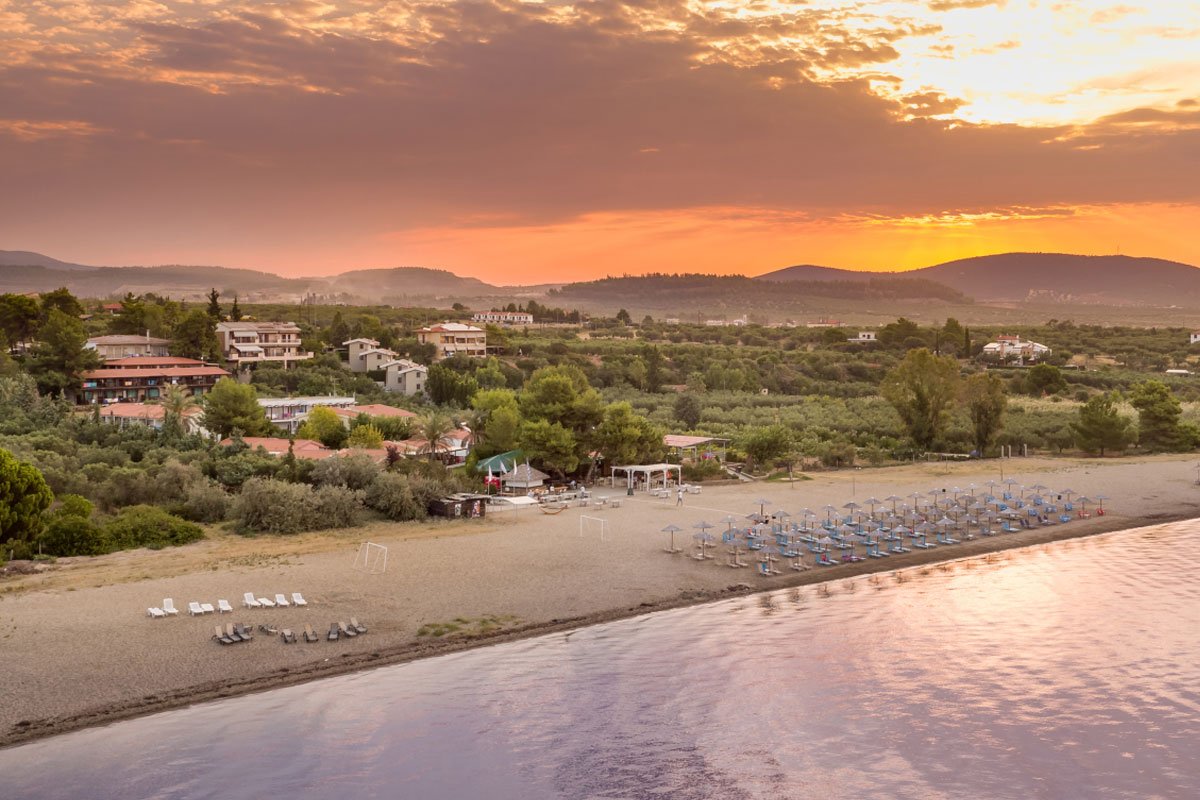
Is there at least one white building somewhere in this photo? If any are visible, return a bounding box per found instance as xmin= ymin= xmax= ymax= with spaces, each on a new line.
xmin=382 ymin=359 xmax=428 ymax=396
xmin=982 ymin=335 xmax=1052 ymax=363
xmin=847 ymin=331 xmax=877 ymax=343
xmin=344 ymin=338 xmax=401 ymax=373
xmin=216 ymin=321 xmax=312 ymax=368
xmin=1189 ymin=331 xmax=1200 ymax=345
xmin=472 ymin=311 xmax=533 ymax=326
xmin=416 ymin=322 xmax=487 ymax=360
xmin=258 ymin=395 xmax=356 ymax=433
xmin=85 ymin=334 xmax=172 ymax=360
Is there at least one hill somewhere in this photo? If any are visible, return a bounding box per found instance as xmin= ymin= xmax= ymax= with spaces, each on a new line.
xmin=0 ymin=250 xmax=95 ymax=271
xmin=554 ymin=273 xmax=970 ymax=312
xmin=757 ymin=253 xmax=1200 ymax=306
xmin=0 ymin=253 xmax=501 ymax=302
xmin=910 ymin=253 xmax=1200 ymax=305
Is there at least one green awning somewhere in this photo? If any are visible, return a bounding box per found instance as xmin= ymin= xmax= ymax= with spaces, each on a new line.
xmin=475 ymin=449 xmax=525 ymax=474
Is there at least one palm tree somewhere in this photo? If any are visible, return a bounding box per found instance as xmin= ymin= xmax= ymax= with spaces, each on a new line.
xmin=158 ymin=383 xmax=199 ymax=438
xmin=417 ymin=410 xmax=457 ymax=464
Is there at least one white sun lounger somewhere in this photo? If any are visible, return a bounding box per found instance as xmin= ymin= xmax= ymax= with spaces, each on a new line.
xmin=188 ymin=601 xmax=205 ymax=616
xmin=274 ymin=594 xmax=290 ymax=607
xmin=217 ymin=600 xmax=233 ymax=613
xmin=258 ymin=596 xmax=276 ymax=607
xmin=200 ymin=602 xmax=215 ymax=614
xmin=162 ymin=598 xmax=179 ymax=616
xmin=147 ymin=607 xmax=165 ymax=618
xmin=291 ymin=592 xmax=308 ymax=606
xmin=243 ymin=592 xmax=261 ymax=608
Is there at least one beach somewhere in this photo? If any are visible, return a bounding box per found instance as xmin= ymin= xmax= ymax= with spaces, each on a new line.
xmin=3 ymin=454 xmax=1198 ymax=748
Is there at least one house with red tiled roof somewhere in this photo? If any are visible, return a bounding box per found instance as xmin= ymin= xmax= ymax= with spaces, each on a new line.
xmin=95 ymin=402 xmax=205 ymax=433
xmin=77 ymin=357 xmax=229 ymax=405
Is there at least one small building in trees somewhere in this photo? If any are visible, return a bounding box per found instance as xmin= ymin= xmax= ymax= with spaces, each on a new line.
xmin=216 ymin=321 xmax=312 ymax=368
xmin=257 ymin=395 xmax=356 ymax=433
xmin=85 ymin=334 xmax=172 ymax=360
xmin=982 ymin=335 xmax=1051 ymax=363
xmin=344 ymin=337 xmax=400 ymax=373
xmin=77 ymin=357 xmax=229 ymax=404
xmin=382 ymin=359 xmax=428 ymax=395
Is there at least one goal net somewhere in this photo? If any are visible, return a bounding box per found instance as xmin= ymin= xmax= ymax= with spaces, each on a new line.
xmin=353 ymin=541 xmax=389 ymax=574
xmin=579 ymin=515 xmax=610 ymax=541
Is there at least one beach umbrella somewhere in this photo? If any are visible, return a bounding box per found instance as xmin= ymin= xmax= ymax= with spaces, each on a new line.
xmin=1059 ymin=488 xmax=1076 ymax=501
xmin=722 ymin=514 xmax=738 ymax=531
xmin=822 ymin=504 xmax=838 ymax=521
xmin=863 ymin=497 xmax=881 ymax=514
xmin=817 ymin=535 xmax=834 ymax=551
xmin=754 ymin=498 xmax=772 ymax=517
xmin=1094 ymin=494 xmax=1108 ymax=511
xmin=661 ymin=524 xmax=683 ymax=554
xmin=884 ymin=494 xmax=902 ymax=514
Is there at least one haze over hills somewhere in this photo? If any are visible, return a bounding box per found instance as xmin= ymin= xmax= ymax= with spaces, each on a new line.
xmin=4 ymin=249 xmax=1200 ymax=311
xmin=757 ymin=253 xmax=1200 ymax=306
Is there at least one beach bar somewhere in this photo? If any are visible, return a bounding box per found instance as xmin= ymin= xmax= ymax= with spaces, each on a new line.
xmin=611 ymin=463 xmax=682 ymax=492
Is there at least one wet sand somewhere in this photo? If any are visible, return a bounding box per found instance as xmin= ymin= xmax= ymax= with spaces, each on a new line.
xmin=2 ymin=454 xmax=1198 ymax=748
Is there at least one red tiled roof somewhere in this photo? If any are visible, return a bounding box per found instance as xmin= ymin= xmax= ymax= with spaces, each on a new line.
xmin=97 ymin=403 xmax=203 ymax=420
xmin=82 ymin=366 xmax=229 ymax=379
xmin=331 ymin=404 xmax=418 ymax=419
xmin=219 ymin=437 xmax=333 ymax=459
xmin=102 ymin=356 xmax=206 ymax=367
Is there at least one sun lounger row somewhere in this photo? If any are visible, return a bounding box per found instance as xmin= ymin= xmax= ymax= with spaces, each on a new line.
xmin=150 ymin=593 xmax=308 ymax=618
xmin=243 ymin=592 xmax=308 ymax=608
xmin=212 ymin=619 xmax=367 ymax=645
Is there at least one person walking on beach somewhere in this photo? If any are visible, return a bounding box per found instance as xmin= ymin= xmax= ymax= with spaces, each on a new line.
xmin=677 ymin=487 xmax=684 ymax=506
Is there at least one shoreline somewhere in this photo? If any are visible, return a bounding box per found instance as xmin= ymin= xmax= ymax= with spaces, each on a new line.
xmin=1 ymin=506 xmax=1182 ymax=750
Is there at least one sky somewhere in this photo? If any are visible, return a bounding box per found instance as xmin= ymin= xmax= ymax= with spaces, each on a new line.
xmin=0 ymin=0 xmax=1197 ymax=283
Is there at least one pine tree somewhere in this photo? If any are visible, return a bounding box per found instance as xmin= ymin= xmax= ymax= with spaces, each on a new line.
xmin=206 ymin=288 xmax=221 ymax=320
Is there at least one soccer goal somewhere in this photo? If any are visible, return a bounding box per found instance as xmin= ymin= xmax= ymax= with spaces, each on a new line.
xmin=579 ymin=515 xmax=610 ymax=541
xmin=353 ymin=541 xmax=389 ymax=574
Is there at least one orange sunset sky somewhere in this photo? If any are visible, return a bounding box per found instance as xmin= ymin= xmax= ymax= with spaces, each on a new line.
xmin=1 ymin=0 xmax=1197 ymax=284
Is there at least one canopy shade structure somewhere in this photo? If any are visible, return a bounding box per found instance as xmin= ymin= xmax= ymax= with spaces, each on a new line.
xmin=501 ymin=464 xmax=549 ymax=489
xmin=475 ymin=450 xmax=525 ymax=474
xmin=612 ymin=463 xmax=682 ymax=491
xmin=663 ymin=434 xmax=730 ymax=463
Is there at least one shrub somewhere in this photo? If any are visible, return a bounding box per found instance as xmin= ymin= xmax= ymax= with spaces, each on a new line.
xmin=233 ymin=478 xmax=312 ymax=534
xmin=40 ymin=514 xmax=104 ymax=556
xmin=681 ymin=459 xmax=725 ymax=482
xmin=309 ymin=485 xmax=362 ymax=529
xmin=101 ymin=505 xmax=204 ymax=551
xmin=312 ymin=454 xmax=380 ymax=491
xmin=180 ymin=479 xmax=231 ymax=523
xmin=365 ymin=473 xmax=426 ymax=521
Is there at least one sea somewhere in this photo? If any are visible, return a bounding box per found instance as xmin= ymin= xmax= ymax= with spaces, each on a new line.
xmin=2 ymin=520 xmax=1198 ymax=800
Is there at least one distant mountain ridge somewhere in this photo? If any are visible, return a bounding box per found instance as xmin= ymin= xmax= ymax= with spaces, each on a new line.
xmin=758 ymin=253 xmax=1200 ymax=306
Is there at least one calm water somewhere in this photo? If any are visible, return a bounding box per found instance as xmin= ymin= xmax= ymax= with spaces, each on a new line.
xmin=3 ymin=521 xmax=1199 ymax=800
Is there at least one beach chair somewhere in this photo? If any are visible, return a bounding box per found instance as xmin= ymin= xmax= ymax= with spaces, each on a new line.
xmin=280 ymin=629 xmax=297 ymax=644
xmin=756 ymin=561 xmax=772 ymax=577
xmin=274 ymin=593 xmax=290 ymax=607
xmin=259 ymin=623 xmax=279 ymax=635
xmin=242 ymin=593 xmax=261 ymax=608
xmin=212 ymin=625 xmax=234 ymax=645
xmin=162 ymin=598 xmax=179 ymax=616
xmin=292 ymin=592 xmax=308 ymax=607
xmin=258 ymin=596 xmax=276 ymax=607
xmin=327 ymin=623 xmax=340 ymax=641
xmin=217 ymin=599 xmax=233 ymax=614
xmin=199 ymin=602 xmax=215 ymax=614
xmin=338 ymin=621 xmax=358 ymax=638
xmin=790 ymin=557 xmax=809 ymax=571
xmin=234 ymin=622 xmax=255 ymax=641
xmin=226 ymin=622 xmax=247 ymax=643
xmin=303 ymin=624 xmax=320 ymax=643
xmin=188 ymin=601 xmax=206 ymax=616
xmin=147 ymin=607 xmax=165 ymax=619
xmin=1059 ymin=514 xmax=1072 ymax=523
xmin=350 ymin=618 xmax=367 ymax=634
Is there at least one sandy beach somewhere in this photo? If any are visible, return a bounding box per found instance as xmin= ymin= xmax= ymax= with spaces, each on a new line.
xmin=3 ymin=454 xmax=1198 ymax=748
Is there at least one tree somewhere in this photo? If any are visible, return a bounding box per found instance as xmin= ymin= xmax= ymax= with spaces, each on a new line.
xmin=38 ymin=287 xmax=84 ymax=323
xmin=519 ymin=364 xmax=604 ymax=469
xmin=158 ymin=383 xmax=200 ymax=440
xmin=27 ymin=308 xmax=101 ymax=396
xmin=172 ymin=308 xmax=220 ymax=361
xmin=1129 ymin=380 xmax=1191 ymax=451
xmin=108 ymin=292 xmax=169 ymax=336
xmin=0 ymin=447 xmax=54 ymax=546
xmin=1026 ymin=364 xmax=1067 ymax=396
xmin=519 ymin=419 xmax=579 ymax=477
xmin=297 ymin=406 xmax=349 ymax=448
xmin=673 ymin=394 xmax=702 ymax=429
xmin=229 ymin=295 xmax=243 ymax=322
xmin=591 ymin=402 xmax=663 ymax=471
xmin=416 ymin=410 xmax=457 ymax=463
xmin=615 ymin=308 xmax=632 ymax=325
xmin=962 ymin=372 xmax=1007 ymax=455
xmin=880 ymin=348 xmax=960 ymax=450
xmin=1070 ymin=393 xmax=1132 ymax=456
xmin=427 ymin=363 xmax=479 ymax=407
xmin=347 ymin=423 xmax=384 ymax=449
xmin=201 ymin=378 xmax=273 ymax=438
xmin=742 ymin=424 xmax=794 ymax=471
xmin=0 ymin=293 xmax=40 ymax=346
xmin=472 ymin=389 xmax=522 ymax=457
xmin=206 ymin=288 xmax=222 ymax=320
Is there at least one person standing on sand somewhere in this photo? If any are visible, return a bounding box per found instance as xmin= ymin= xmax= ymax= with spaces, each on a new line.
xmin=677 ymin=487 xmax=684 ymax=506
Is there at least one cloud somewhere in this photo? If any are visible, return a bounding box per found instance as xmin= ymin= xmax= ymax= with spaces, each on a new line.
xmin=0 ymin=0 xmax=1196 ymax=270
